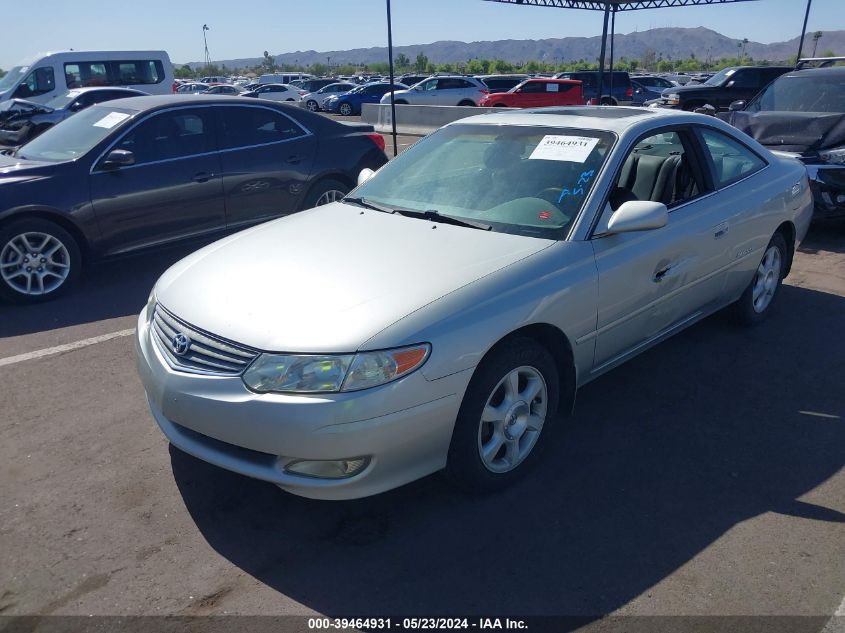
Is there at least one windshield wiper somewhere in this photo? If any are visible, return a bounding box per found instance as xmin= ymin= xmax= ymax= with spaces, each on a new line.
xmin=394 ymin=208 xmax=492 ymax=231
xmin=342 ymin=196 xmax=396 ymax=214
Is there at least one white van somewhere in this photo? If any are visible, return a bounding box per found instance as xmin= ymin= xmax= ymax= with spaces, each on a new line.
xmin=0 ymin=50 xmax=174 ymax=104
xmin=258 ymin=72 xmax=315 ymax=85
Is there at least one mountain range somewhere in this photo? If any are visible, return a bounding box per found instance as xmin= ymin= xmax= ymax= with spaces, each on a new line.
xmin=183 ymin=27 xmax=845 ymax=69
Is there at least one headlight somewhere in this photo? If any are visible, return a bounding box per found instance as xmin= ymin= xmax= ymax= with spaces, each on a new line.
xmin=242 ymin=343 xmax=430 ymax=394
xmin=818 ymin=147 xmax=845 ymax=165
xmin=665 ymin=93 xmax=680 ymax=105
xmin=144 ymin=290 xmax=156 ymax=324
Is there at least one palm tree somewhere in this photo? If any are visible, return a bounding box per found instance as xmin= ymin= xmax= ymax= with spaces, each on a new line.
xmin=812 ymin=31 xmax=823 ymax=57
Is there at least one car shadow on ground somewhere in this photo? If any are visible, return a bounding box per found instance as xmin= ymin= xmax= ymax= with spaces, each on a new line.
xmin=0 ymin=240 xmax=212 ymax=338
xmin=171 ymin=283 xmax=844 ymax=618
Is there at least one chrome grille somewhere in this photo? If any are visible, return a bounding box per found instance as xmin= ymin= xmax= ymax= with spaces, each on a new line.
xmin=151 ymin=304 xmax=259 ymax=376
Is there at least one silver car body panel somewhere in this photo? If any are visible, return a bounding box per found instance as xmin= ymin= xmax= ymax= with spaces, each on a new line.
xmin=137 ymin=106 xmax=813 ymax=499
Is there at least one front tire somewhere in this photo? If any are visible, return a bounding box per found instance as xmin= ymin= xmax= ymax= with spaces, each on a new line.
xmin=338 ymin=102 xmax=353 ymax=116
xmin=306 ymin=100 xmax=319 ymax=112
xmin=446 ymin=337 xmax=560 ymax=493
xmin=0 ymin=218 xmax=82 ymax=304
xmin=732 ymin=232 xmax=787 ymax=325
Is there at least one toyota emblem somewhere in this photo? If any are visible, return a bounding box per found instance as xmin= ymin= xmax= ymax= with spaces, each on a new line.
xmin=172 ymin=333 xmax=191 ymax=356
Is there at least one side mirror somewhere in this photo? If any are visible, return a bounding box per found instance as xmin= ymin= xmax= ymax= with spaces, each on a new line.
xmin=607 ymin=200 xmax=668 ymax=234
xmin=729 ymin=100 xmax=746 ymax=112
xmin=725 ymin=80 xmax=735 ymax=88
xmin=69 ymin=101 xmax=84 ymax=111
xmin=357 ymin=168 xmax=375 ymax=186
xmin=101 ymin=149 xmax=135 ymax=169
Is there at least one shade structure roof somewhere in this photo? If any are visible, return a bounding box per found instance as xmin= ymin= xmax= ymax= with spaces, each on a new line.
xmin=481 ymin=0 xmax=759 ymax=10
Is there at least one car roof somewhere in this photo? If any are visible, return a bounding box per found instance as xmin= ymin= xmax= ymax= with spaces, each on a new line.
xmin=453 ymin=105 xmax=703 ymax=134
xmin=783 ymin=66 xmax=845 ymax=78
xmin=89 ymin=94 xmax=289 ymax=111
xmin=65 ymin=87 xmax=144 ymax=93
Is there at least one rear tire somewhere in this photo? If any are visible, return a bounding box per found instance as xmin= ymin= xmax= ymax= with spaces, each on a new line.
xmin=0 ymin=217 xmax=82 ymax=304
xmin=394 ymin=100 xmax=408 ymax=105
xmin=339 ymin=102 xmax=353 ymax=116
xmin=306 ymin=100 xmax=319 ymax=111
xmin=493 ymin=103 xmax=508 ymax=107
xmin=458 ymin=100 xmax=476 ymax=107
xmin=300 ymin=178 xmax=350 ymax=210
xmin=446 ymin=337 xmax=560 ymax=493
xmin=732 ymin=232 xmax=788 ymax=326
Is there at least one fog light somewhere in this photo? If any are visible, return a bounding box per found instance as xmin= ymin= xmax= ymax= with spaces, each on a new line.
xmin=284 ymin=458 xmax=369 ymax=479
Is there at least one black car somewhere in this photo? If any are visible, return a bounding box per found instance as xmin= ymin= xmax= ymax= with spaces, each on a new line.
xmin=0 ymin=88 xmax=147 ymax=146
xmin=0 ymin=95 xmax=388 ymax=303
xmin=646 ymin=66 xmax=792 ymax=111
xmin=476 ymin=74 xmax=529 ymax=94
xmin=396 ymin=74 xmax=429 ymax=88
xmin=553 ymin=71 xmax=633 ymax=105
xmin=718 ymin=65 xmax=845 ymax=220
xmin=294 ymin=78 xmax=337 ymax=93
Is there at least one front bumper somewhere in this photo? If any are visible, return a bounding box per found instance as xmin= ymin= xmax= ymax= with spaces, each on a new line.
xmin=135 ymin=311 xmax=470 ymax=500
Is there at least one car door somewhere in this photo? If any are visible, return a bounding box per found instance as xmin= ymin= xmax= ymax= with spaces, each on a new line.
xmin=693 ymin=126 xmax=771 ymax=301
xmin=589 ymin=128 xmax=730 ymax=371
xmin=89 ymin=107 xmax=225 ymax=255
xmin=411 ymin=78 xmax=439 ymax=105
xmin=516 ymin=81 xmax=546 ymax=107
xmin=216 ymin=104 xmax=316 ymax=228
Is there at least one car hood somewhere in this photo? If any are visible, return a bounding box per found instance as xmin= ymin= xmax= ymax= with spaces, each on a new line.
xmin=718 ymin=110 xmax=845 ymax=153
xmin=154 ymin=202 xmax=553 ymax=353
xmin=0 ymin=152 xmax=56 ymax=182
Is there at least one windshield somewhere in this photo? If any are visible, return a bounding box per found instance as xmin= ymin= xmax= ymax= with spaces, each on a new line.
xmin=0 ymin=66 xmax=28 ymax=93
xmin=748 ymin=75 xmax=845 ymax=113
xmin=703 ymin=67 xmax=736 ymax=87
xmin=349 ymin=124 xmax=615 ymax=239
xmin=45 ymin=91 xmax=82 ymax=110
xmin=18 ymin=105 xmax=138 ymax=162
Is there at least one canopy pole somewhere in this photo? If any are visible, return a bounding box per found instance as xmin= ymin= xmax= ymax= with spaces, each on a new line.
xmin=596 ymin=2 xmax=611 ymax=105
xmin=796 ymin=0 xmax=813 ymax=62
xmin=386 ymin=0 xmax=398 ymax=157
xmin=608 ymin=6 xmax=616 ymax=100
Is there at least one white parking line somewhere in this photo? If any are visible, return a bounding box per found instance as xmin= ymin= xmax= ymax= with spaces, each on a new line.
xmin=0 ymin=329 xmax=135 ymax=368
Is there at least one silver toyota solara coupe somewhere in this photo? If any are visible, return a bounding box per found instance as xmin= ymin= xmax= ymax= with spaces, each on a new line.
xmin=136 ymin=106 xmax=813 ymax=500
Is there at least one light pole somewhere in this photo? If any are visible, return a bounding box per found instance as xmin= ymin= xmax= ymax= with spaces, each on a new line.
xmin=386 ymin=0 xmax=398 ymax=156
xmin=202 ymin=24 xmax=211 ymax=70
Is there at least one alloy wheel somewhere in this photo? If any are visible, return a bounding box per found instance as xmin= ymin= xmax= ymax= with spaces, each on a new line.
xmin=0 ymin=232 xmax=71 ymax=296
xmin=315 ymin=190 xmax=346 ymax=206
xmin=477 ymin=366 xmax=548 ymax=473
xmin=306 ymin=100 xmax=319 ymax=111
xmin=751 ymin=245 xmax=782 ymax=313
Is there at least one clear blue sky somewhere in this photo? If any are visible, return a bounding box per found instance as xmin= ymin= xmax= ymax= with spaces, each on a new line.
xmin=1 ymin=0 xmax=841 ymax=68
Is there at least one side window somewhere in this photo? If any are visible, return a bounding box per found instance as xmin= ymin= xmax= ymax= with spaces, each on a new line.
xmin=65 ymin=62 xmax=108 ymax=88
xmin=730 ymin=70 xmax=760 ymax=89
xmin=612 ymin=131 xmax=702 ymax=210
xmin=520 ymin=81 xmax=544 ymax=93
xmin=14 ymin=67 xmax=55 ymax=98
xmin=218 ymin=106 xmax=306 ymax=150
xmin=419 ymin=79 xmax=437 ymax=91
xmin=115 ymin=109 xmax=214 ymax=164
xmin=699 ymin=128 xmax=766 ymax=187
xmin=113 ymin=61 xmax=163 ymax=86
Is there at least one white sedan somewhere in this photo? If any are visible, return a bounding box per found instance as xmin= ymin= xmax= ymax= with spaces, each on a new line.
xmin=243 ymin=83 xmax=303 ymax=103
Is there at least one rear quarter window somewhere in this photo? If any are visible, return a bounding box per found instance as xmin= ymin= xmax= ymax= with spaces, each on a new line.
xmin=700 ymin=128 xmax=767 ymax=187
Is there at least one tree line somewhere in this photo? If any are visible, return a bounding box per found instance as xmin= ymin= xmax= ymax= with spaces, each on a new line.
xmin=176 ymin=45 xmax=840 ymax=80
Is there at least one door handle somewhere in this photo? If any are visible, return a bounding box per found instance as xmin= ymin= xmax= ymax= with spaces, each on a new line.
xmin=653 ymin=265 xmax=674 ymax=283
xmin=714 ymin=221 xmax=729 ymax=239
xmin=192 ymin=172 xmax=213 ymax=183
xmin=286 ymin=155 xmax=303 ymax=164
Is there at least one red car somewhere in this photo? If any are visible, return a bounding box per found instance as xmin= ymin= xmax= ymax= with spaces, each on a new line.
xmin=479 ymin=78 xmax=584 ymax=108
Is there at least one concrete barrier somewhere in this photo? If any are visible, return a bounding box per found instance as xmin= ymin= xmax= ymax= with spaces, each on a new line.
xmin=361 ymin=103 xmax=502 ymax=136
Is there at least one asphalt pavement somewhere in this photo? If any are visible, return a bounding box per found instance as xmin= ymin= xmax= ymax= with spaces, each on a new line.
xmin=0 ymin=135 xmax=843 ymax=629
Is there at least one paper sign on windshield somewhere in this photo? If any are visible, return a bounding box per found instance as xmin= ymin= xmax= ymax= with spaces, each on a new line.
xmin=93 ymin=112 xmax=130 ymax=129
xmin=529 ymin=135 xmax=599 ymax=163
